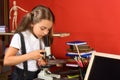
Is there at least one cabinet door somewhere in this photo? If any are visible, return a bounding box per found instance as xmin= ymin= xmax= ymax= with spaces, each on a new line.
xmin=0 ymin=0 xmax=9 ymax=27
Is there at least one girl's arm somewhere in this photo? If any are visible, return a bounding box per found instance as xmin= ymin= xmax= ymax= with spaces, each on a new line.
xmin=4 ymin=47 xmax=44 ymax=66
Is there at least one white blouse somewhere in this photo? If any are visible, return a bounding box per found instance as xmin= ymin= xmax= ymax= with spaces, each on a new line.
xmin=10 ymin=30 xmax=45 ymax=71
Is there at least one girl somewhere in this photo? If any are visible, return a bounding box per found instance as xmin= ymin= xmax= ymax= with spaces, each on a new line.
xmin=4 ymin=5 xmax=55 ymax=80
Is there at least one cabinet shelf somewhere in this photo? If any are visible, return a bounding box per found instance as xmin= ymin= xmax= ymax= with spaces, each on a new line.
xmin=0 ymin=32 xmax=14 ymax=36
xmin=0 ymin=32 xmax=70 ymax=37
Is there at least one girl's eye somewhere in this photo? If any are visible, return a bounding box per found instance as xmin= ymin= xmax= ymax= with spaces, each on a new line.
xmin=40 ymin=27 xmax=45 ymax=30
xmin=40 ymin=26 xmax=50 ymax=31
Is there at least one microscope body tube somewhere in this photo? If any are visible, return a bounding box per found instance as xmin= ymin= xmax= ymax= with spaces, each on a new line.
xmin=44 ymin=35 xmax=51 ymax=56
xmin=44 ymin=35 xmax=56 ymax=59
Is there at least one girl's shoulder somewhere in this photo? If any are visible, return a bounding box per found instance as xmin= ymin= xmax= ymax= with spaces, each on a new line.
xmin=13 ymin=30 xmax=31 ymax=38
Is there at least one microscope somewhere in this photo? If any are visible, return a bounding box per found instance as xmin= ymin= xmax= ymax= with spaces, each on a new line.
xmin=37 ymin=35 xmax=61 ymax=80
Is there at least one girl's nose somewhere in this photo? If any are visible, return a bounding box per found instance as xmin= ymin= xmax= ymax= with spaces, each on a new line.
xmin=43 ymin=30 xmax=49 ymax=35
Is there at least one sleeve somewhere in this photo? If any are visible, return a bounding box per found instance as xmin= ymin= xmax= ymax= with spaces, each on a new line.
xmin=9 ymin=33 xmax=21 ymax=50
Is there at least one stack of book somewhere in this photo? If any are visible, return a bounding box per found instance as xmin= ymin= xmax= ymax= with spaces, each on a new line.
xmin=65 ymin=41 xmax=94 ymax=79
xmin=66 ymin=40 xmax=95 ymax=67
xmin=0 ymin=25 xmax=7 ymax=32
xmin=66 ymin=40 xmax=94 ymax=58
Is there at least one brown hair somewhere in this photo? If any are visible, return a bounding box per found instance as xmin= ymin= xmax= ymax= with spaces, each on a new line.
xmin=15 ymin=5 xmax=55 ymax=44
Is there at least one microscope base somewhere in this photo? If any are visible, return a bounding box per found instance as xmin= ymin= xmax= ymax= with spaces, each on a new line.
xmin=38 ymin=70 xmax=61 ymax=80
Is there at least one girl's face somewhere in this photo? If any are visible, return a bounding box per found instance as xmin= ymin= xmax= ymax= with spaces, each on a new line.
xmin=32 ymin=19 xmax=53 ymax=38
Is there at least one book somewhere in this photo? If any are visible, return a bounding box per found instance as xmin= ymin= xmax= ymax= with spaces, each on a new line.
xmin=66 ymin=63 xmax=79 ymax=67
xmin=67 ymin=47 xmax=94 ymax=53
xmin=0 ymin=25 xmax=8 ymax=32
xmin=66 ymin=59 xmax=79 ymax=67
xmin=66 ymin=41 xmax=87 ymax=45
xmin=66 ymin=51 xmax=93 ymax=58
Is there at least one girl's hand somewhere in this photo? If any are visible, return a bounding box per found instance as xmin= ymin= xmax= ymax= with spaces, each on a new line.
xmin=37 ymin=58 xmax=47 ymax=66
xmin=27 ymin=50 xmax=45 ymax=60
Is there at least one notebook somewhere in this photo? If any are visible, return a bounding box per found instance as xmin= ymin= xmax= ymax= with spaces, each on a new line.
xmin=84 ymin=51 xmax=120 ymax=80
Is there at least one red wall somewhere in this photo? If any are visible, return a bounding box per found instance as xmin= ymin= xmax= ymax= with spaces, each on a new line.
xmin=9 ymin=0 xmax=120 ymax=58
